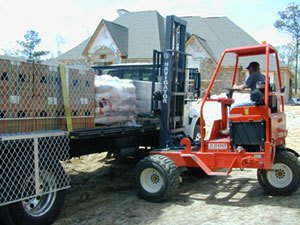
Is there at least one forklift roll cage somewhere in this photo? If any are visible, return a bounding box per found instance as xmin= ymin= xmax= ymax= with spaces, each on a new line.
xmin=200 ymin=44 xmax=284 ymax=150
xmin=151 ymin=44 xmax=286 ymax=175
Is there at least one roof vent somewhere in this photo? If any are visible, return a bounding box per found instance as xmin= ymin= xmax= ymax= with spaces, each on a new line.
xmin=117 ymin=9 xmax=129 ymax=16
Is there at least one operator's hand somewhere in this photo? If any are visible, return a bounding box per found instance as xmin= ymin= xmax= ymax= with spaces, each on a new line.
xmin=233 ymin=84 xmax=245 ymax=90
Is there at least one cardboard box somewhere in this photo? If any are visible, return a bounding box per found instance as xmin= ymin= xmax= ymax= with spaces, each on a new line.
xmin=0 ymin=94 xmax=33 ymax=118
xmin=1 ymin=59 xmax=96 ymax=133
xmin=0 ymin=58 xmax=13 ymax=95
xmin=0 ymin=58 xmax=33 ymax=96
xmin=33 ymin=63 xmax=61 ymax=97
xmin=0 ymin=118 xmax=34 ymax=134
xmin=67 ymin=67 xmax=95 ymax=117
xmin=11 ymin=60 xmax=34 ymax=97
xmin=60 ymin=116 xmax=95 ymax=130
xmin=34 ymin=117 xmax=64 ymax=131
xmin=33 ymin=95 xmax=64 ymax=118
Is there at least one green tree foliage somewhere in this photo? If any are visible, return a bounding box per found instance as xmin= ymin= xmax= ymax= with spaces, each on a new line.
xmin=274 ymin=2 xmax=300 ymax=93
xmin=17 ymin=30 xmax=49 ymax=60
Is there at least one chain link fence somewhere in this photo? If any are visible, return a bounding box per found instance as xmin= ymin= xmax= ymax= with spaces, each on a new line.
xmin=66 ymin=65 xmax=95 ymax=129
xmin=0 ymin=57 xmax=34 ymax=133
xmin=0 ymin=57 xmax=96 ymax=206
xmin=0 ymin=131 xmax=70 ymax=206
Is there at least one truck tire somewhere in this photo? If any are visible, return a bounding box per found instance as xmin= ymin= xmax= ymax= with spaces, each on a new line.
xmin=193 ymin=124 xmax=201 ymax=140
xmin=193 ymin=121 xmax=205 ymax=141
xmin=257 ymin=150 xmax=300 ymax=196
xmin=0 ymin=165 xmax=67 ymax=225
xmin=135 ymin=155 xmax=180 ymax=202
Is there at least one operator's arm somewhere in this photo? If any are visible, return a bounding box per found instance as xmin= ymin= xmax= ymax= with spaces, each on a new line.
xmin=233 ymin=83 xmax=245 ymax=90
xmin=233 ymin=75 xmax=253 ymax=91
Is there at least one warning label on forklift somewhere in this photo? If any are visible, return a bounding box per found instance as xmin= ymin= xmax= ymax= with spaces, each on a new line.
xmin=208 ymin=143 xmax=228 ymax=150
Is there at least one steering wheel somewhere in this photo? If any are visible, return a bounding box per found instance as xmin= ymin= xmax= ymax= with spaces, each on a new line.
xmin=223 ymin=88 xmax=240 ymax=98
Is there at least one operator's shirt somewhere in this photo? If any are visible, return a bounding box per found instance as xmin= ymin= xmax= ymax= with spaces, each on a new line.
xmin=245 ymin=72 xmax=265 ymax=91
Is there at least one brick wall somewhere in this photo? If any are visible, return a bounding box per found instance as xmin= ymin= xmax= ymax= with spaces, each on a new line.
xmin=200 ymin=58 xmax=245 ymax=96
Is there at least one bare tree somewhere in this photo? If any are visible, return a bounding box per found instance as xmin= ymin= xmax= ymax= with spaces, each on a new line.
xmin=56 ymin=34 xmax=67 ymax=56
xmin=274 ymin=2 xmax=300 ymax=93
xmin=277 ymin=43 xmax=297 ymax=68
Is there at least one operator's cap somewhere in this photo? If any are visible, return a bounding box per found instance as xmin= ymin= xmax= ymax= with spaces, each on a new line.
xmin=246 ymin=61 xmax=260 ymax=70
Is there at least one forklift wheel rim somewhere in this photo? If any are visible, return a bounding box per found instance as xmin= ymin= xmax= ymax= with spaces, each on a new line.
xmin=267 ymin=163 xmax=293 ymax=188
xmin=140 ymin=168 xmax=163 ymax=193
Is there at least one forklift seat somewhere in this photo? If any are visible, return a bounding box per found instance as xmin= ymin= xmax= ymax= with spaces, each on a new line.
xmin=268 ymin=95 xmax=278 ymax=113
xmin=249 ymin=81 xmax=278 ymax=113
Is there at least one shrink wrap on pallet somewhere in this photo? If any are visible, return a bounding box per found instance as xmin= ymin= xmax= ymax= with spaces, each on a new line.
xmin=94 ymin=75 xmax=136 ymax=125
xmin=133 ymin=80 xmax=162 ymax=115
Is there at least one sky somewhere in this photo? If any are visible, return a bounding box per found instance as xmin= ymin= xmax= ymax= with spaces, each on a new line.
xmin=0 ymin=0 xmax=297 ymax=58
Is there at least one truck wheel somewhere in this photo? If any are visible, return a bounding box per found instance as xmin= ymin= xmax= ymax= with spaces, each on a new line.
xmin=257 ymin=150 xmax=300 ymax=196
xmin=193 ymin=122 xmax=205 ymax=141
xmin=0 ymin=165 xmax=67 ymax=225
xmin=193 ymin=124 xmax=201 ymax=140
xmin=135 ymin=155 xmax=180 ymax=202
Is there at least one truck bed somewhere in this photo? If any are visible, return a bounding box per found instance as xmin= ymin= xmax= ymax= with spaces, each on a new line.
xmin=69 ymin=123 xmax=160 ymax=157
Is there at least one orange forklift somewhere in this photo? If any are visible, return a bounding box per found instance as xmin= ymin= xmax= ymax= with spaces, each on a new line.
xmin=134 ymin=20 xmax=300 ymax=202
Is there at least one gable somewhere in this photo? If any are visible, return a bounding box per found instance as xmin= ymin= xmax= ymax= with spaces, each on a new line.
xmin=186 ymin=35 xmax=218 ymax=63
xmin=184 ymin=16 xmax=259 ymax=67
xmin=83 ymin=20 xmax=128 ymax=57
xmin=187 ymin=39 xmax=209 ymax=59
xmin=105 ymin=21 xmax=128 ymax=56
xmin=58 ymin=11 xmax=271 ymax=69
xmin=82 ymin=20 xmax=130 ymax=65
xmin=186 ymin=36 xmax=210 ymax=69
xmin=113 ymin=10 xmax=165 ymax=58
xmin=88 ymin=25 xmax=120 ymax=55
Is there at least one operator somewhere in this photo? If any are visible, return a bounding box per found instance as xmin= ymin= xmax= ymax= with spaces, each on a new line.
xmin=220 ymin=61 xmax=265 ymax=135
xmin=232 ymin=61 xmax=265 ymax=107
xmin=234 ymin=61 xmax=265 ymax=91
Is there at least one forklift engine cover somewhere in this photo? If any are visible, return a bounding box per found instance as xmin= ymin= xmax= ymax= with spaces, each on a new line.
xmin=230 ymin=120 xmax=266 ymax=150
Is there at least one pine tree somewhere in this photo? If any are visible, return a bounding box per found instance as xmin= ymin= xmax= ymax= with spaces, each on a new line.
xmin=17 ymin=30 xmax=49 ymax=60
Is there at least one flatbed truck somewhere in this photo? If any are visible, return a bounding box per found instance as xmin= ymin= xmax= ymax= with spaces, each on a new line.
xmin=0 ymin=15 xmax=196 ymax=225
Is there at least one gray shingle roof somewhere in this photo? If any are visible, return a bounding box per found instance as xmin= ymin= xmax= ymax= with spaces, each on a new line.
xmin=184 ymin=16 xmax=259 ymax=67
xmin=113 ymin=10 xmax=165 ymax=58
xmin=57 ymin=11 xmax=269 ymax=68
xmin=184 ymin=16 xmax=281 ymax=70
xmin=103 ymin=20 xmax=128 ymax=56
xmin=57 ymin=37 xmax=90 ymax=60
xmin=193 ymin=35 xmax=218 ymax=63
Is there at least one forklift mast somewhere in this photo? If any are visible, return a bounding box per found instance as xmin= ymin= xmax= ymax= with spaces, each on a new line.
xmin=159 ymin=15 xmax=187 ymax=148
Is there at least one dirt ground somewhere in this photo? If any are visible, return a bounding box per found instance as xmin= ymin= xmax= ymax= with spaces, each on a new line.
xmin=53 ymin=105 xmax=300 ymax=225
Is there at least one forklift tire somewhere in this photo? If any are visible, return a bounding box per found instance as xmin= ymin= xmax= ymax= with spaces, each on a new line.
xmin=257 ymin=150 xmax=300 ymax=196
xmin=135 ymin=155 xmax=180 ymax=202
xmin=0 ymin=165 xmax=67 ymax=225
